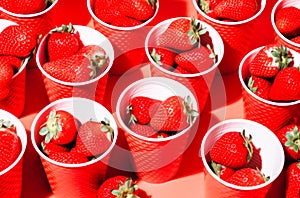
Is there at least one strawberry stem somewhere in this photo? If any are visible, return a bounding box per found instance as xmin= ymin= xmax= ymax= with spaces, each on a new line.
xmin=111 ymin=178 xmax=140 ymax=198
xmin=187 ymin=17 xmax=207 ymax=47
xmin=271 ymin=45 xmax=293 ymax=70
xmin=284 ymin=126 xmax=300 ymax=153
xmin=100 ymin=117 xmax=114 ymax=142
xmin=85 ymin=52 xmax=108 ymax=79
xmin=241 ymin=130 xmax=253 ymax=163
xmin=182 ymin=96 xmax=199 ymax=125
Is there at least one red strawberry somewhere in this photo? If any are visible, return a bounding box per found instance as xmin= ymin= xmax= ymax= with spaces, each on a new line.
xmin=276 ymin=124 xmax=300 ymax=160
xmin=48 ymin=152 xmax=89 ymax=164
xmin=0 ymin=60 xmax=14 ymax=100
xmin=129 ymin=123 xmax=157 ymax=137
xmin=198 ymin=0 xmax=221 ymax=19
xmin=42 ymin=45 xmax=109 ymax=82
xmin=40 ymin=141 xmax=69 ymax=156
xmin=97 ymin=176 xmax=139 ymax=198
xmin=249 ymin=44 xmax=293 ymax=78
xmin=227 ymin=168 xmax=269 ymax=187
xmin=150 ymin=47 xmax=177 ymax=71
xmin=0 ymin=25 xmax=37 ymax=58
xmin=39 ymin=110 xmax=79 ymax=145
xmin=71 ymin=119 xmax=114 ymax=157
xmin=209 ymin=130 xmax=253 ymax=169
xmin=269 ymin=67 xmax=300 ymax=101
xmin=0 ymin=0 xmax=47 ymax=14
xmin=111 ymin=15 xmax=143 ymax=27
xmin=150 ymin=95 xmax=199 ymax=132
xmin=0 ymin=119 xmax=21 ymax=172
xmin=210 ymin=161 xmax=235 ymax=181
xmin=0 ymin=55 xmax=23 ymax=70
xmin=47 ymin=23 xmax=83 ymax=62
xmin=275 ymin=6 xmax=300 ymax=38
xmin=118 ymin=0 xmax=156 ymax=21
xmin=285 ymin=162 xmax=300 ymax=198
xmin=247 ymin=76 xmax=272 ymax=100
xmin=175 ymin=45 xmax=216 ymax=73
xmin=127 ymin=96 xmax=161 ymax=125
xmin=291 ymin=35 xmax=300 ymax=44
xmin=214 ymin=0 xmax=258 ymax=21
xmin=94 ymin=0 xmax=121 ymax=24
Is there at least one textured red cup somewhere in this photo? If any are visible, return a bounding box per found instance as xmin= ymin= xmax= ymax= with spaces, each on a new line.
xmin=0 ymin=109 xmax=27 ymax=197
xmin=271 ymin=0 xmax=300 ymax=53
xmin=31 ymin=97 xmax=118 ymax=197
xmin=145 ymin=17 xmax=224 ymax=112
xmin=116 ymin=77 xmax=199 ymax=183
xmin=239 ymin=46 xmax=300 ymax=132
xmin=192 ymin=0 xmax=266 ymax=74
xmin=201 ymin=119 xmax=285 ymax=198
xmin=36 ymin=24 xmax=114 ymax=104
xmin=0 ymin=19 xmax=30 ymax=117
xmin=87 ymin=0 xmax=159 ymax=75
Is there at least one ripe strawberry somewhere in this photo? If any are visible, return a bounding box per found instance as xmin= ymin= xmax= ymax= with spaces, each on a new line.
xmin=214 ymin=0 xmax=258 ymax=21
xmin=39 ymin=110 xmax=79 ymax=145
xmin=71 ymin=119 xmax=114 ymax=157
xmin=48 ymin=152 xmax=89 ymax=164
xmin=0 ymin=55 xmax=23 ymax=70
xmin=40 ymin=141 xmax=69 ymax=156
xmin=247 ymin=76 xmax=272 ymax=100
xmin=175 ymin=45 xmax=216 ymax=73
xmin=0 ymin=119 xmax=21 ymax=172
xmin=209 ymin=130 xmax=253 ymax=169
xmin=47 ymin=23 xmax=83 ymax=62
xmin=118 ymin=0 xmax=156 ymax=21
xmin=291 ymin=35 xmax=300 ymax=44
xmin=42 ymin=45 xmax=109 ymax=82
xmin=129 ymin=123 xmax=157 ymax=137
xmin=94 ymin=0 xmax=121 ymax=24
xmin=275 ymin=6 xmax=300 ymax=38
xmin=0 ymin=61 xmax=14 ymax=100
xmin=210 ymin=161 xmax=235 ymax=181
xmin=150 ymin=47 xmax=177 ymax=71
xmin=150 ymin=95 xmax=199 ymax=131
xmin=249 ymin=44 xmax=293 ymax=78
xmin=227 ymin=168 xmax=269 ymax=187
xmin=0 ymin=25 xmax=37 ymax=58
xmin=111 ymin=15 xmax=143 ymax=27
xmin=97 ymin=176 xmax=139 ymax=198
xmin=285 ymin=162 xmax=300 ymax=198
xmin=198 ymin=0 xmax=222 ymax=14
xmin=276 ymin=124 xmax=300 ymax=160
xmin=269 ymin=67 xmax=300 ymax=101
xmin=127 ymin=96 xmax=161 ymax=125
xmin=0 ymin=0 xmax=47 ymax=14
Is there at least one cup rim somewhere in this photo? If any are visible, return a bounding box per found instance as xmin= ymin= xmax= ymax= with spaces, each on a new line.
xmin=144 ymin=16 xmax=224 ymax=78
xmin=192 ymin=0 xmax=266 ymax=26
xmin=238 ymin=46 xmax=300 ymax=106
xmin=0 ymin=0 xmax=58 ymax=18
xmin=200 ymin=118 xmax=285 ymax=191
xmin=270 ymin=0 xmax=300 ymax=48
xmin=87 ymin=0 xmax=160 ymax=31
xmin=36 ymin=24 xmax=114 ymax=87
xmin=30 ymin=97 xmax=118 ymax=168
xmin=0 ymin=109 xmax=27 ymax=175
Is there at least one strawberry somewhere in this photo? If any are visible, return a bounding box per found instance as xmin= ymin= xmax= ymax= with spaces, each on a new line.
xmin=247 ymin=76 xmax=272 ymax=100
xmin=0 ymin=0 xmax=48 ymax=14
xmin=249 ymin=44 xmax=293 ymax=78
xmin=0 ymin=61 xmax=14 ymax=101
xmin=150 ymin=95 xmax=199 ymax=132
xmin=71 ymin=119 xmax=114 ymax=157
xmin=42 ymin=45 xmax=109 ymax=83
xmin=291 ymin=35 xmax=300 ymax=44
xmin=210 ymin=161 xmax=235 ymax=181
xmin=40 ymin=141 xmax=69 ymax=156
xmin=150 ymin=47 xmax=177 ymax=71
xmin=276 ymin=124 xmax=300 ymax=160
xmin=47 ymin=23 xmax=83 ymax=62
xmin=111 ymin=15 xmax=143 ymax=27
xmin=0 ymin=25 xmax=38 ymax=58
xmin=209 ymin=130 xmax=253 ymax=169
xmin=97 ymin=176 xmax=139 ymax=198
xmin=227 ymin=168 xmax=269 ymax=187
xmin=127 ymin=96 xmax=161 ymax=125
xmin=94 ymin=0 xmax=121 ymax=24
xmin=48 ymin=152 xmax=89 ymax=164
xmin=0 ymin=119 xmax=21 ymax=172
xmin=175 ymin=45 xmax=216 ymax=73
xmin=269 ymin=67 xmax=300 ymax=101
xmin=0 ymin=55 xmax=23 ymax=71
xmin=285 ymin=162 xmax=300 ymax=198
xmin=118 ymin=0 xmax=156 ymax=21
xmin=214 ymin=0 xmax=258 ymax=21
xmin=129 ymin=123 xmax=157 ymax=137
xmin=275 ymin=6 xmax=300 ymax=38
xmin=39 ymin=110 xmax=79 ymax=145
xmin=198 ymin=0 xmax=221 ymax=19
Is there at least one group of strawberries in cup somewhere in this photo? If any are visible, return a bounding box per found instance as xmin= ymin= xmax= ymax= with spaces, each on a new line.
xmin=0 ymin=0 xmax=300 ymax=197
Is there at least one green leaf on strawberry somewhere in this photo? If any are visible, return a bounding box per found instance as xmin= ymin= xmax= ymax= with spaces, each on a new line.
xmin=285 ymin=126 xmax=300 ymax=154
xmin=100 ymin=117 xmax=114 ymax=142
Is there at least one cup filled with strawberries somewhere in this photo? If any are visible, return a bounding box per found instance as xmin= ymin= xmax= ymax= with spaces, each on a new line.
xmin=239 ymin=43 xmax=300 ymax=132
xmin=31 ymin=97 xmax=118 ymax=197
xmin=0 ymin=109 xmax=27 ymax=197
xmin=36 ymin=23 xmax=114 ymax=104
xmin=200 ymin=119 xmax=285 ymax=198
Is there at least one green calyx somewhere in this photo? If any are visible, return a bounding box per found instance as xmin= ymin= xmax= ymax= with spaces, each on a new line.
xmin=100 ymin=117 xmax=114 ymax=142
xmin=256 ymin=167 xmax=270 ymax=183
xmin=211 ymin=161 xmax=222 ymax=177
xmin=187 ymin=17 xmax=207 ymax=47
xmin=247 ymin=76 xmax=258 ymax=93
xmin=39 ymin=110 xmax=61 ymax=143
xmin=126 ymin=104 xmax=137 ymax=125
xmin=51 ymin=23 xmax=74 ymax=34
xmin=199 ymin=0 xmax=210 ymax=13
xmin=271 ymin=45 xmax=293 ymax=70
xmin=284 ymin=126 xmax=300 ymax=153
xmin=84 ymin=52 xmax=108 ymax=79
xmin=111 ymin=178 xmax=139 ymax=198
xmin=147 ymin=0 xmax=157 ymax=8
xmin=0 ymin=119 xmax=13 ymax=129
xmin=182 ymin=95 xmax=199 ymax=125
xmin=241 ymin=130 xmax=253 ymax=163
xmin=150 ymin=48 xmax=163 ymax=66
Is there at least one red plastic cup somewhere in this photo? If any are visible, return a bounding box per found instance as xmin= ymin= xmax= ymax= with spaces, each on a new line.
xmin=239 ymin=46 xmax=300 ymax=132
xmin=0 ymin=109 xmax=27 ymax=197
xmin=0 ymin=19 xmax=30 ymax=117
xmin=116 ymin=77 xmax=199 ymax=183
xmin=145 ymin=17 xmax=224 ymax=112
xmin=36 ymin=24 xmax=114 ymax=104
xmin=87 ymin=0 xmax=159 ymax=75
xmin=31 ymin=97 xmax=118 ymax=197
xmin=271 ymin=0 xmax=300 ymax=53
xmin=192 ymin=0 xmax=266 ymax=74
xmin=201 ymin=119 xmax=285 ymax=198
